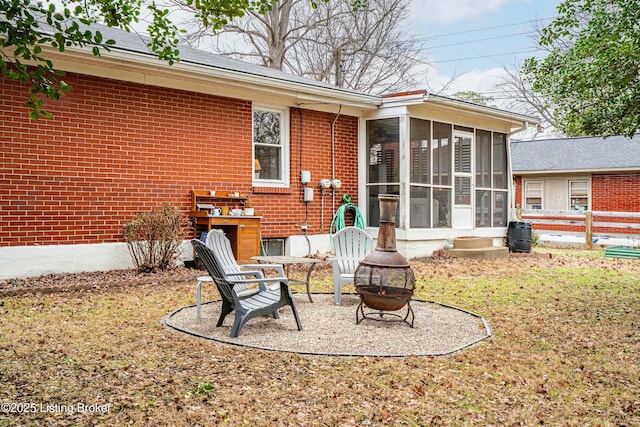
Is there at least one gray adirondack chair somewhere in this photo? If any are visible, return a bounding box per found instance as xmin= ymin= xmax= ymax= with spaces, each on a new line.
xmin=193 ymin=230 xmax=263 ymax=325
xmin=330 ymin=226 xmax=373 ymax=305
xmin=205 ymin=229 xmax=285 ymax=292
xmin=191 ymin=239 xmax=302 ymax=338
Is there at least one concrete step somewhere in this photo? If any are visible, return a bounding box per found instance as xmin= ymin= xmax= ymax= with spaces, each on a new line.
xmin=445 ymin=246 xmax=509 ymax=259
xmin=453 ymin=236 xmax=493 ymax=249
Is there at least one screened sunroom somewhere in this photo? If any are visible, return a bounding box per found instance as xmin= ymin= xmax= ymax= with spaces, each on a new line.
xmin=359 ymin=91 xmax=539 ymax=258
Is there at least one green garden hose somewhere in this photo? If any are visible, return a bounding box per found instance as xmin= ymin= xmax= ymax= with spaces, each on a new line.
xmin=330 ymin=195 xmax=366 ymax=235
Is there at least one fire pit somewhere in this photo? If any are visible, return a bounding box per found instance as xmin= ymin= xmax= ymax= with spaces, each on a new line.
xmin=354 ymin=194 xmax=416 ymax=327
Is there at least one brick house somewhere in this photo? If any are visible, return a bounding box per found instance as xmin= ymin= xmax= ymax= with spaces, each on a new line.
xmin=0 ymin=24 xmax=537 ymax=279
xmin=511 ymin=135 xmax=640 ymax=238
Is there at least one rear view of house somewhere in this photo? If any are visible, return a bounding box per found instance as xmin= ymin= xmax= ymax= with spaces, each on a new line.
xmin=1 ymin=23 xmax=538 ymax=279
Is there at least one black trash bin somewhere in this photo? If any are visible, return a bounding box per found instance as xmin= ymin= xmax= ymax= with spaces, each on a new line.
xmin=507 ymin=221 xmax=532 ymax=253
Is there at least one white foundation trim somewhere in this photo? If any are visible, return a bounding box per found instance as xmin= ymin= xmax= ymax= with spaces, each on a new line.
xmin=0 ymin=242 xmax=135 ymax=280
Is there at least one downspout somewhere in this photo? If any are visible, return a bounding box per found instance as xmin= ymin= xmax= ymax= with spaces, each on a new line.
xmin=299 ymin=108 xmax=304 ymax=184
xmin=299 ymin=108 xmax=311 ymax=254
xmin=331 ymin=105 xmax=342 ymax=213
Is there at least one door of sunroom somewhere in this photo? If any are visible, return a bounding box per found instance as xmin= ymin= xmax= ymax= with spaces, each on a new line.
xmin=452 ymin=130 xmax=473 ymax=229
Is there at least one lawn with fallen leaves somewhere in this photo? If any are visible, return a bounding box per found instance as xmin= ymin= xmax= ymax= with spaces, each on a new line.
xmin=1 ymin=247 xmax=638 ymax=426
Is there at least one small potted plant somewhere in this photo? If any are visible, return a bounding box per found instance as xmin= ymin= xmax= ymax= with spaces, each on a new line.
xmin=244 ymin=199 xmax=255 ymax=216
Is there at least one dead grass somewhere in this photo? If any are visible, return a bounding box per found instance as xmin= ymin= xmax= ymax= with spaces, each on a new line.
xmin=1 ymin=248 xmax=639 ymax=426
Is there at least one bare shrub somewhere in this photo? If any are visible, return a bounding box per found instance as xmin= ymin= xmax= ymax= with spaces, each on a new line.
xmin=123 ymin=204 xmax=187 ymax=273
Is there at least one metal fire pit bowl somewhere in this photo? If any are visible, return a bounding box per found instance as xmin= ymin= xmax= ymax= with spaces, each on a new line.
xmin=353 ymin=260 xmax=416 ymax=327
xmin=356 ymin=286 xmax=414 ymax=311
xmin=354 ymin=266 xmax=415 ymax=311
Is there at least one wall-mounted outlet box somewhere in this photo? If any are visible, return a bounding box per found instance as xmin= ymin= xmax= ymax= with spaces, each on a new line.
xmin=303 ymin=187 xmax=314 ymax=201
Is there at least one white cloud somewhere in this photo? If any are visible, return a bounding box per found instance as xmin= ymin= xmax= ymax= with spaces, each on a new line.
xmin=417 ymin=65 xmax=512 ymax=108
xmin=411 ymin=0 xmax=528 ymax=25
xmin=446 ymin=67 xmax=508 ymax=95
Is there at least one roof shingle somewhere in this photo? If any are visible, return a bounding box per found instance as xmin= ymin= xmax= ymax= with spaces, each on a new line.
xmin=511 ymin=134 xmax=640 ymax=173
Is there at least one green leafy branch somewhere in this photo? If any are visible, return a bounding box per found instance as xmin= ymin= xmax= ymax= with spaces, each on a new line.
xmin=0 ymin=0 xmax=181 ymax=119
xmin=523 ymin=0 xmax=640 ymax=138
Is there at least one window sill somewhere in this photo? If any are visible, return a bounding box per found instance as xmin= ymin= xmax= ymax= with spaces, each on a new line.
xmin=252 ymin=186 xmax=292 ymax=195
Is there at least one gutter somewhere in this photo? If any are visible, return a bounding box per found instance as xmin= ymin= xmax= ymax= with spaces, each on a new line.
xmin=428 ymin=95 xmax=540 ymax=127
xmin=381 ymin=91 xmax=540 ymax=128
xmin=27 ymin=45 xmax=382 ymax=110
xmin=513 ymin=167 xmax=640 ymax=175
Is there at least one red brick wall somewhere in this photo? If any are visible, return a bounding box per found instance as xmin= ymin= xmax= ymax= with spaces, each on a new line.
xmin=0 ymin=72 xmax=359 ymax=246
xmin=591 ymin=173 xmax=640 ymax=212
xmin=513 ymin=176 xmax=522 ymax=209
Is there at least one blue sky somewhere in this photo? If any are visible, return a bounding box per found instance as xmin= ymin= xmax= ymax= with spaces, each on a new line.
xmin=408 ymin=0 xmax=564 ymax=102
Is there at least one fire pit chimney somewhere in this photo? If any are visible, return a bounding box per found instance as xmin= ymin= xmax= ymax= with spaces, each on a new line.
xmin=354 ymin=194 xmax=416 ymax=326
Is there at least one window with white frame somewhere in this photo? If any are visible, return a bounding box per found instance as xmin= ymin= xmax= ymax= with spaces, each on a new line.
xmin=454 ymin=133 xmax=472 ymax=205
xmin=366 ymin=118 xmax=511 ymax=230
xmin=491 ymin=132 xmax=508 ymax=226
xmin=431 ymin=122 xmax=452 ymax=228
xmin=409 ymin=118 xmax=431 ymax=228
xmin=569 ymin=180 xmax=589 ymax=211
xmin=407 ymin=119 xmax=453 ymax=229
xmin=475 ymin=130 xmax=492 ymax=227
xmin=524 ymin=180 xmax=542 ymax=209
xmin=253 ymin=106 xmax=289 ymax=186
xmin=366 ymin=118 xmax=400 ymax=226
xmin=474 ymin=130 xmax=509 ymax=227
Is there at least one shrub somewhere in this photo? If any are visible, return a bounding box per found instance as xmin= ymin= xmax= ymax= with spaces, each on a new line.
xmin=123 ymin=204 xmax=187 ymax=273
xmin=531 ymin=229 xmax=540 ymax=247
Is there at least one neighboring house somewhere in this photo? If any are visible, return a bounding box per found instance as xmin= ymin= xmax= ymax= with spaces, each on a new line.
xmin=0 ymin=24 xmax=537 ymax=279
xmin=511 ymin=135 xmax=640 ymax=238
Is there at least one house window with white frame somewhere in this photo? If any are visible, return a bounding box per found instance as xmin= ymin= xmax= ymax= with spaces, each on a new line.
xmin=569 ymin=179 xmax=589 ymax=211
xmin=524 ymin=180 xmax=542 ymax=209
xmin=253 ymin=106 xmax=289 ymax=186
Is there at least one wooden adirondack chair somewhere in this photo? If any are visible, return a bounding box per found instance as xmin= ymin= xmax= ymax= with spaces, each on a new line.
xmin=191 ymin=239 xmax=302 ymax=338
xmin=329 ymin=226 xmax=373 ymax=305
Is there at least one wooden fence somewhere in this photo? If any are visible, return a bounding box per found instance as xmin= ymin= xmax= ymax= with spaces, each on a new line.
xmin=518 ymin=209 xmax=640 ymax=249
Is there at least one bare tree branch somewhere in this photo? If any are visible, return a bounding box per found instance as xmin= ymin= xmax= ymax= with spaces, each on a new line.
xmin=169 ymin=0 xmax=427 ymax=93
